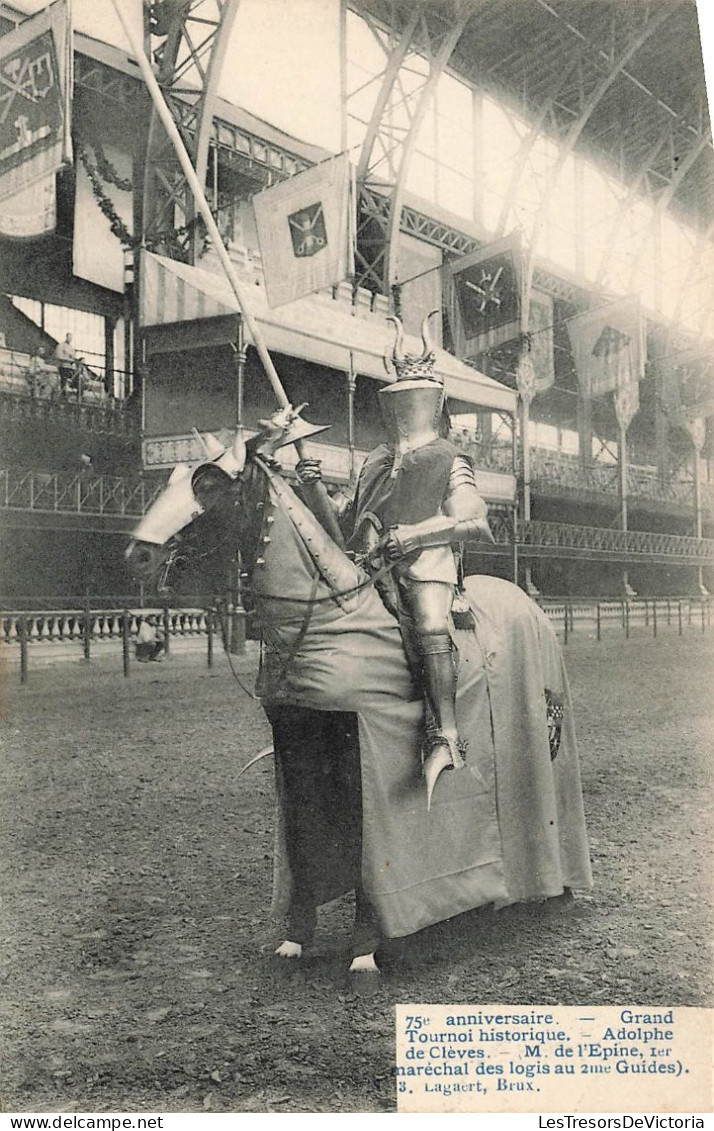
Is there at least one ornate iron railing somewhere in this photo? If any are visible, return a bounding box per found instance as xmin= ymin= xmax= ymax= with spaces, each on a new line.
xmin=519 ymin=519 xmax=714 ymax=563
xmin=0 ymin=392 xmax=138 ymax=438
xmin=0 ymin=468 xmax=161 ymax=517
xmin=529 ymin=448 xmax=713 ymax=513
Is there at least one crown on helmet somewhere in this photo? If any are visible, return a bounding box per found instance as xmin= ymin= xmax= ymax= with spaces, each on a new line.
xmin=383 ymin=310 xmax=442 ymax=384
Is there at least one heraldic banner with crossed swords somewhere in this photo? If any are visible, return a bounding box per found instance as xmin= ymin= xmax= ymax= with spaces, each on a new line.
xmin=0 ymin=0 xmax=72 ymax=203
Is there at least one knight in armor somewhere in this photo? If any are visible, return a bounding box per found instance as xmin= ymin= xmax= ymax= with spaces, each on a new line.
xmin=296 ymin=310 xmax=494 ymax=806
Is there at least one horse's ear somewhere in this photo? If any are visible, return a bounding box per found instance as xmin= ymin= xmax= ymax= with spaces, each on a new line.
xmin=192 ymin=427 xmax=225 ymax=460
xmin=204 ymin=432 xmax=226 ymax=459
xmin=214 ymin=428 xmax=246 ymax=477
xmin=167 ymin=462 xmax=192 ymax=485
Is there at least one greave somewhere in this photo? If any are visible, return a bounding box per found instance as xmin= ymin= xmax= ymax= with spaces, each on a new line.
xmin=418 ymin=632 xmax=465 ymax=770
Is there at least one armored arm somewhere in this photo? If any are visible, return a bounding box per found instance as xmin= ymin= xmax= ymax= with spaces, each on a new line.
xmin=294 ymin=457 xmax=351 ymax=547
xmin=381 ymin=455 xmax=494 ymax=560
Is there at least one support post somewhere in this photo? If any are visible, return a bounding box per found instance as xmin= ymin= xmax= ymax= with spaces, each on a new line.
xmin=122 ymin=610 xmax=130 ymax=678
xmin=511 ymin=508 xmax=519 ymax=586
xmin=692 ymin=439 xmax=708 ymax=596
xmin=618 ymin=421 xmax=633 ymax=597
xmin=347 ymin=354 xmax=357 ymax=485
xmin=577 ymin=389 xmax=592 ymax=467
xmin=163 ymin=606 xmax=171 ymax=658
xmin=234 ymin=321 xmax=246 ymax=431
xmin=653 ymin=600 xmax=658 ymax=638
xmin=519 ymin=395 xmax=538 ymax=597
xmin=207 ymin=606 xmax=214 ymax=669
xmin=228 ymin=324 xmax=248 ymax=658
xmin=104 ymin=316 xmax=115 ymax=398
xmin=83 ymin=588 xmax=91 ymax=662
xmin=596 ymin=602 xmax=601 ymax=641
xmin=19 ymin=616 xmax=27 ymax=685
xmin=678 ymin=600 xmax=683 ymax=636
xmin=510 ymin=414 xmax=519 ymax=585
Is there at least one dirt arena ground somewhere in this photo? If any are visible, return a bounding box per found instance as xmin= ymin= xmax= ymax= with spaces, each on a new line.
xmin=1 ymin=628 xmax=712 ymax=1114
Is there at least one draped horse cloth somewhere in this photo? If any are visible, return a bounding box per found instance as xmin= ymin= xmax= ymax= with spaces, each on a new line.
xmin=254 ymin=467 xmax=592 ymax=939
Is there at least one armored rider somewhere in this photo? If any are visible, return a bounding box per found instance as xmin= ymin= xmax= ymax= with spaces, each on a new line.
xmin=297 ymin=310 xmax=494 ymax=805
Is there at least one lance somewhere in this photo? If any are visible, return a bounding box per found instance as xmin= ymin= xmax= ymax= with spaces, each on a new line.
xmin=110 ymin=2 xmax=347 ymax=543
xmin=110 ymin=2 xmax=296 ymax=430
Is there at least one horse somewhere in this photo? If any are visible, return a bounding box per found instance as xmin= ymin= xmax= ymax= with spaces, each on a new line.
xmin=126 ymin=425 xmax=593 ymax=974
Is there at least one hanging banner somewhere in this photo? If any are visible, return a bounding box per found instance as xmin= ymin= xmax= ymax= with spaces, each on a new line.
xmin=73 ymin=142 xmax=133 ymax=293
xmin=613 ymin=369 xmax=640 ymax=432
xmin=660 ymin=346 xmax=714 ymax=428
xmin=527 ymin=288 xmax=554 ymax=395
xmin=443 ymin=232 xmax=525 ymax=360
xmin=684 ymin=415 xmax=707 ymax=453
xmin=515 ymin=344 xmax=537 ymax=407
xmin=567 ymin=295 xmax=645 ymax=409
xmin=252 ymin=153 xmax=354 ymax=308
xmin=0 ymin=0 xmax=73 ymax=204
xmin=0 ymin=171 xmax=55 ymax=237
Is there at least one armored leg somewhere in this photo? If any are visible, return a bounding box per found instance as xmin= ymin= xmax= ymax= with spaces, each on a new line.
xmin=408 ymin=582 xmax=465 ymax=805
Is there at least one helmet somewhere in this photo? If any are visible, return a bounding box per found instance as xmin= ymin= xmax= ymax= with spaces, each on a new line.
xmin=380 ymin=311 xmax=444 ymax=450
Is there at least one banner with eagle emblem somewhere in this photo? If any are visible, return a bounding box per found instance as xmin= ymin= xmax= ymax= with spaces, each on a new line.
xmin=567 ymin=296 xmax=645 ymax=430
xmin=0 ymin=0 xmax=73 ymax=205
xmin=252 ymin=153 xmax=354 ymax=308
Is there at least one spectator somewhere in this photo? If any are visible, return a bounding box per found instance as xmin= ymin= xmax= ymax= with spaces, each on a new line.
xmin=26 ymin=346 xmax=58 ymax=399
xmin=55 ymin=333 xmax=77 ymax=397
xmin=135 ymin=615 xmax=165 ymax=663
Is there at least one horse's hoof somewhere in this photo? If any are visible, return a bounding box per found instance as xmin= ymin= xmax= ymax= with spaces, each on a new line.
xmin=349 ymin=953 xmax=380 ymax=974
xmin=275 ymin=940 xmax=302 ymax=958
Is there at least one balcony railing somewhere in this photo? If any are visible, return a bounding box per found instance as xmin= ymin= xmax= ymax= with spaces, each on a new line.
xmin=0 ymin=468 xmax=161 ymax=517
xmin=0 ymin=348 xmax=136 ymax=434
xmin=519 ymin=519 xmax=714 ymax=563
xmin=529 ymin=448 xmax=713 ymax=514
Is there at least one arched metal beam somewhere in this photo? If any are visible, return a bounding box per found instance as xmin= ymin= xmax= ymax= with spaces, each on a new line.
xmin=494 ymin=52 xmax=585 ymax=237
xmin=520 ymin=3 xmax=677 ymax=320
xmin=143 ymin=0 xmax=241 ymax=262
xmin=593 ymin=129 xmax=671 ymax=289
xmin=624 ymin=127 xmax=712 ymax=294
xmin=670 ymin=216 xmax=714 ymax=330
xmin=352 ymin=2 xmax=471 ymax=296
xmin=354 ymin=8 xmax=421 ymax=185
xmin=382 ymin=11 xmax=471 ymax=293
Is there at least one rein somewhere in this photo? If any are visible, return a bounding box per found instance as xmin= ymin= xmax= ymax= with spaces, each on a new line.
xmin=244 ymin=558 xmax=395 ymax=608
xmin=154 ymin=457 xmax=398 ymax=694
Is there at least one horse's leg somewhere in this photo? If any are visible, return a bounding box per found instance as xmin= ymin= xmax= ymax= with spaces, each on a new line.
xmin=275 ymin=886 xmax=317 ymax=959
xmin=348 ymin=884 xmax=381 ymax=973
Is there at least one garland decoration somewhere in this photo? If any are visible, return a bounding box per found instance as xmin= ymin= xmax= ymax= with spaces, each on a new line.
xmin=78 ymin=141 xmax=137 ymax=249
xmin=89 ymin=139 xmax=133 ymax=193
xmin=78 ymin=141 xmax=205 ymax=257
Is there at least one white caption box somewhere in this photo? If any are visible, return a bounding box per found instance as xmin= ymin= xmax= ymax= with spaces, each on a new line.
xmin=395 ymin=1005 xmax=712 ymax=1113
